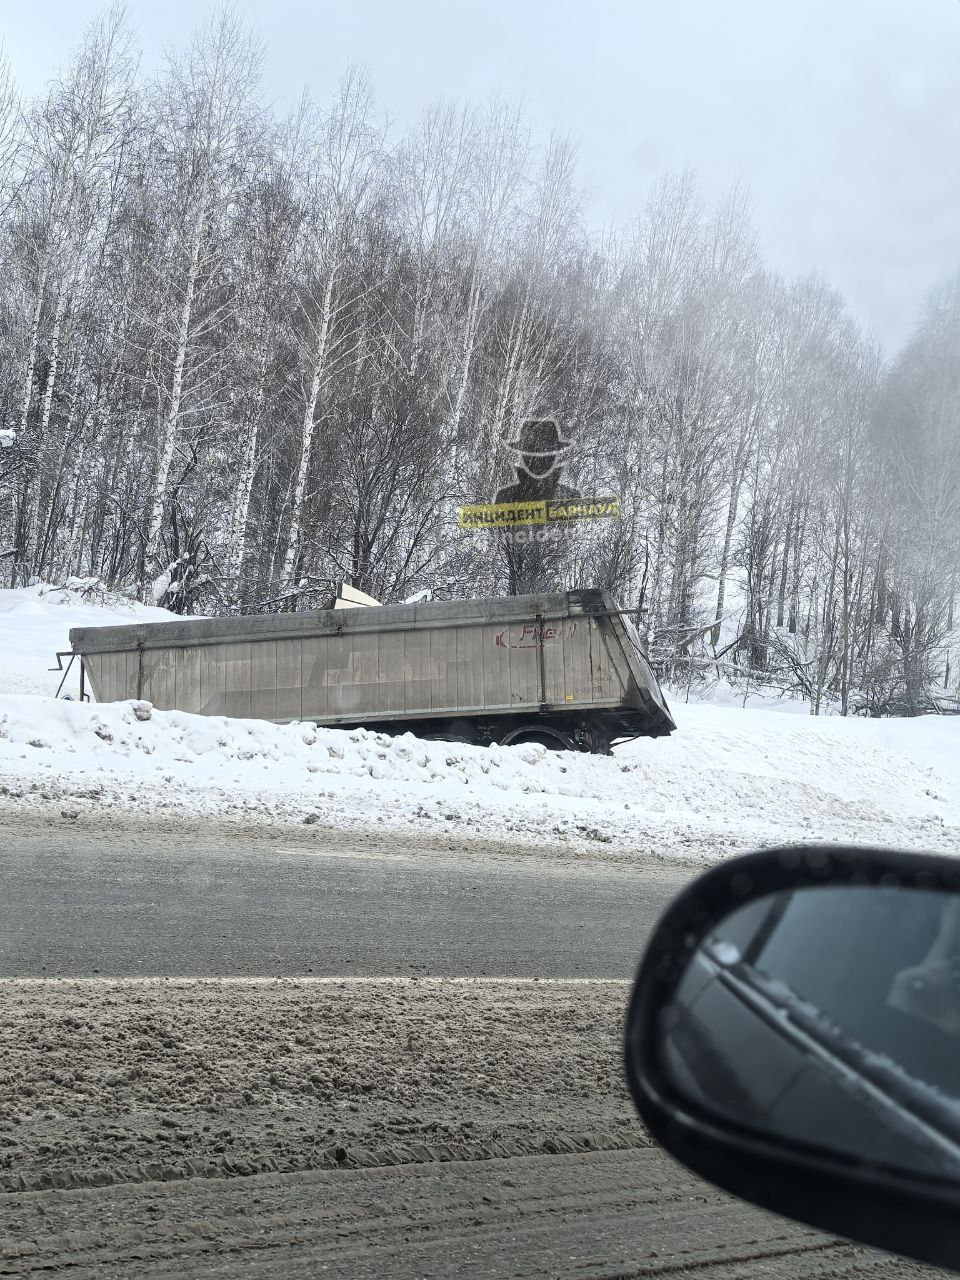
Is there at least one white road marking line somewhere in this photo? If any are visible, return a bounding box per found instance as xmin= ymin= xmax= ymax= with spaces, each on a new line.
xmin=272 ymin=847 xmax=415 ymax=860
xmin=0 ymin=975 xmax=632 ymax=986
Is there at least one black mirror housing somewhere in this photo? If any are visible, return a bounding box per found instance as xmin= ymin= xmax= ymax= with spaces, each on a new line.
xmin=625 ymin=844 xmax=960 ymax=1275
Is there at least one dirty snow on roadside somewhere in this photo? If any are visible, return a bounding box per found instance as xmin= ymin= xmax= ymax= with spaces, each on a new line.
xmin=0 ymin=583 xmax=958 ymax=861
xmin=0 ymin=977 xmax=639 ymax=1193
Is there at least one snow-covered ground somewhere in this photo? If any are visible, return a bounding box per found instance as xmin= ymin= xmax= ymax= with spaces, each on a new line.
xmin=0 ymin=583 xmax=958 ymax=861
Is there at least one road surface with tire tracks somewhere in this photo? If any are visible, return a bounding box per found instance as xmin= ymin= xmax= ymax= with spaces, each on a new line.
xmin=0 ymin=825 xmax=947 ymax=1278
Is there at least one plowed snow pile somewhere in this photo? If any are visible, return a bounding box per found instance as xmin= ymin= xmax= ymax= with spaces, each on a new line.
xmin=1 ymin=583 xmax=958 ymax=860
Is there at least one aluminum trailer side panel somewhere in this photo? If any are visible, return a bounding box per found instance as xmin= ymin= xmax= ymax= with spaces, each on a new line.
xmin=69 ymin=590 xmax=673 ymax=734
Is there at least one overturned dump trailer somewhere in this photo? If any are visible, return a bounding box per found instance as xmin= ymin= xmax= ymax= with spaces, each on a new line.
xmin=69 ymin=588 xmax=675 ymax=753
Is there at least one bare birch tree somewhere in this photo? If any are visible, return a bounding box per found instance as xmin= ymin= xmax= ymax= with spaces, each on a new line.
xmin=140 ymin=8 xmax=263 ymax=596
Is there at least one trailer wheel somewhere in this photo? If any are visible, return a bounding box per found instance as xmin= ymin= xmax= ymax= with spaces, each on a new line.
xmin=422 ymin=719 xmax=477 ymax=746
xmin=500 ymin=725 xmax=575 ymax=752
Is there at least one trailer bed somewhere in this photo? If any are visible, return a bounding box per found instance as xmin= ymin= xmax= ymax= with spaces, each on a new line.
xmin=69 ymin=588 xmax=675 ymax=749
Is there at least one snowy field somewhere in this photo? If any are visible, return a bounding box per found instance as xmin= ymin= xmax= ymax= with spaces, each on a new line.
xmin=0 ymin=583 xmax=958 ymax=862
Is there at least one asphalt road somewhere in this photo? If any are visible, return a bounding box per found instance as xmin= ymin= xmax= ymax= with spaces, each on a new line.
xmin=0 ymin=830 xmax=695 ymax=978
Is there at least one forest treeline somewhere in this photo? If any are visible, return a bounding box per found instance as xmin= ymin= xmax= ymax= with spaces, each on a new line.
xmin=0 ymin=10 xmax=957 ymax=714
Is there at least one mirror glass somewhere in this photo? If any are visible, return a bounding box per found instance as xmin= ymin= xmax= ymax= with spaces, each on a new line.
xmin=660 ymin=883 xmax=960 ymax=1180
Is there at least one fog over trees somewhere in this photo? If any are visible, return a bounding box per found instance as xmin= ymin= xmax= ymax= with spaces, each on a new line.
xmin=1 ymin=10 xmax=957 ymax=714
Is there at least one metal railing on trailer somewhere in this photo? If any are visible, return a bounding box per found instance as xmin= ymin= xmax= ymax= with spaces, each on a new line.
xmin=49 ymin=650 xmax=91 ymax=701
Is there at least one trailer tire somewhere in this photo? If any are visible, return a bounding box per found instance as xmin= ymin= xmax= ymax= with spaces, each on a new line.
xmin=422 ymin=719 xmax=477 ymax=746
xmin=500 ymin=725 xmax=575 ymax=752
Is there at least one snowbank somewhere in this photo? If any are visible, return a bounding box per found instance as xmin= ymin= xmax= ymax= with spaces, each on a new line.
xmin=0 ymin=584 xmax=957 ymax=861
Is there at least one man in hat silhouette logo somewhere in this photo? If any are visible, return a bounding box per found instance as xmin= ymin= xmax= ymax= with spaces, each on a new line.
xmin=495 ymin=418 xmax=581 ymax=505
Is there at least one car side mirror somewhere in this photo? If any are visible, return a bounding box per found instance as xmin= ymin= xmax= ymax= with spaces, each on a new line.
xmin=624 ymin=844 xmax=960 ymax=1275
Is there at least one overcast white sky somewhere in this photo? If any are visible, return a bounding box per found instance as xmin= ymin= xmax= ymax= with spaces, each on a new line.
xmin=3 ymin=0 xmax=958 ymax=352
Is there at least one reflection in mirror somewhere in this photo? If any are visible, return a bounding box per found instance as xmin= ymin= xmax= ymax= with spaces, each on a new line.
xmin=660 ymin=884 xmax=960 ymax=1181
